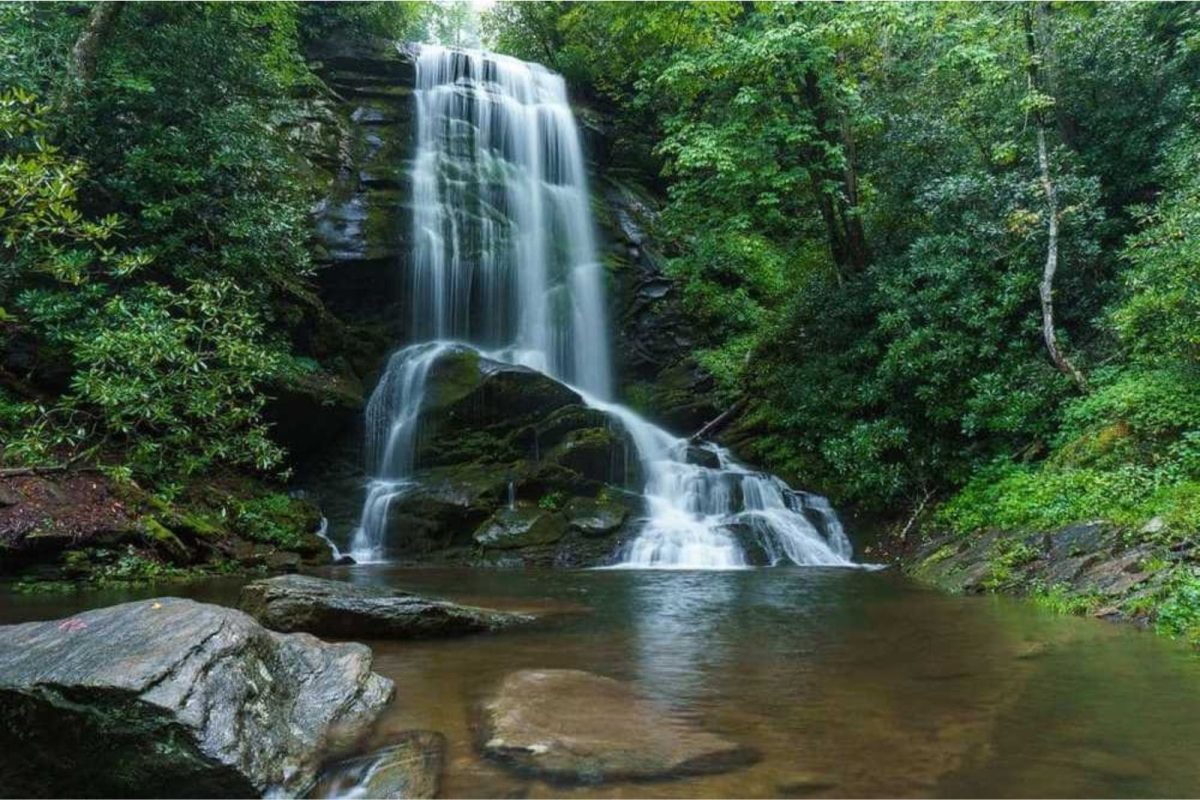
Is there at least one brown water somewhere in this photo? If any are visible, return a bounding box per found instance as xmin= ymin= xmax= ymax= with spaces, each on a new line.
xmin=3 ymin=566 xmax=1199 ymax=798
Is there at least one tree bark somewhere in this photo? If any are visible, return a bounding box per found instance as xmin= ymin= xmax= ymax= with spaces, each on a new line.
xmin=68 ymin=2 xmax=123 ymax=92
xmin=1025 ymin=5 xmax=1087 ymax=392
xmin=803 ymin=69 xmax=869 ymax=276
xmin=690 ymin=397 xmax=749 ymax=443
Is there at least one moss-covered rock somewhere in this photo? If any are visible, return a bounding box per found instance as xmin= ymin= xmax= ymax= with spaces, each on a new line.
xmin=564 ymin=496 xmax=629 ymax=537
xmin=140 ymin=518 xmax=192 ymax=566
xmin=548 ymin=427 xmax=627 ymax=484
xmin=475 ymin=506 xmax=568 ymax=550
xmin=330 ymin=345 xmax=643 ymax=565
xmin=902 ymin=522 xmax=1180 ymax=629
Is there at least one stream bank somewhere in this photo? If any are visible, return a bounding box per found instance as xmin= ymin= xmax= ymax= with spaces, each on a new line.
xmin=896 ymin=518 xmax=1200 ymax=645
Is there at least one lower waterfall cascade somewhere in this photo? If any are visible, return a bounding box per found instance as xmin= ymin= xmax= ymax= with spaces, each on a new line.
xmin=349 ymin=43 xmax=856 ymax=569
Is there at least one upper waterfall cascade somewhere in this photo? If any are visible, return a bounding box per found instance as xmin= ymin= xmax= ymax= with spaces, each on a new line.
xmin=350 ymin=43 xmax=855 ymax=569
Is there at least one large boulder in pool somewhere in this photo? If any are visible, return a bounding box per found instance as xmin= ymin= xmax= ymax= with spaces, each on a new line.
xmin=478 ymin=669 xmax=757 ymax=783
xmin=239 ymin=574 xmax=532 ymax=638
xmin=357 ymin=344 xmax=642 ymax=566
xmin=0 ymin=598 xmax=393 ymax=798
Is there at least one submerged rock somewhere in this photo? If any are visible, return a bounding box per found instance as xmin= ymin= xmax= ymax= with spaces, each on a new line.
xmin=0 ymin=598 xmax=393 ymax=798
xmin=239 ymin=574 xmax=532 ymax=638
xmin=478 ymin=669 xmax=756 ymax=784
xmin=313 ymin=731 xmax=445 ymax=799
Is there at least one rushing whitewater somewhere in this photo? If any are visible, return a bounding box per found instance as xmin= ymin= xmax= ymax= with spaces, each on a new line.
xmin=409 ymin=44 xmax=610 ymax=397
xmin=351 ymin=43 xmax=854 ymax=569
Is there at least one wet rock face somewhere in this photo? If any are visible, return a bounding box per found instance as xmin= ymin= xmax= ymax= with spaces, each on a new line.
xmin=370 ymin=346 xmax=642 ymax=566
xmin=478 ymin=669 xmax=757 ymax=784
xmin=239 ymin=574 xmax=532 ymax=639
xmin=475 ymin=506 xmax=568 ymax=549
xmin=564 ymin=496 xmax=629 ymax=537
xmin=0 ymin=598 xmax=393 ymax=798
xmin=904 ymin=522 xmax=1171 ymax=624
xmin=597 ymin=177 xmax=720 ymax=434
xmin=305 ymin=36 xmax=415 ymax=325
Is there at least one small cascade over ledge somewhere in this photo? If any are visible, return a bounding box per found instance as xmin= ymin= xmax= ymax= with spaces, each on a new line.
xmin=350 ymin=43 xmax=856 ymax=569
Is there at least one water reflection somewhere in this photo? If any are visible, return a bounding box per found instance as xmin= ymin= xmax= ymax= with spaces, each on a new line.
xmin=3 ymin=568 xmax=1200 ymax=798
xmin=629 ymin=572 xmax=740 ymax=705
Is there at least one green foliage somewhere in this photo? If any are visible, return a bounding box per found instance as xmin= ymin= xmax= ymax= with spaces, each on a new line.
xmin=95 ymin=547 xmax=184 ymax=584
xmin=538 ymin=490 xmax=567 ymax=512
xmin=1155 ymin=568 xmax=1200 ymax=644
xmin=234 ymin=493 xmax=314 ymax=549
xmin=1030 ymin=583 xmax=1103 ymax=616
xmin=16 ymin=280 xmax=287 ymax=474
xmin=1114 ymin=129 xmax=1200 ymax=365
xmin=937 ymin=122 xmax=1200 ymax=538
xmin=0 ymin=3 xmax=406 ymax=480
xmin=982 ymin=537 xmax=1040 ymax=591
xmin=299 ymin=2 xmax=429 ymax=43
xmin=0 ymin=88 xmax=148 ymax=300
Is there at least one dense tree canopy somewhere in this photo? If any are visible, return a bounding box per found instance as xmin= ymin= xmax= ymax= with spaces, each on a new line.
xmin=485 ymin=1 xmax=1200 ymax=543
xmin=2 ymin=0 xmax=1199 ymax=551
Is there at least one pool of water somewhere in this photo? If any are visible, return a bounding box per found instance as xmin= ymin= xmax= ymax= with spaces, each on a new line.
xmin=3 ymin=566 xmax=1199 ymax=798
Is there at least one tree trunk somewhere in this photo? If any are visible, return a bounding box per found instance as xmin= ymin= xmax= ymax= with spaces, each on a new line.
xmin=690 ymin=397 xmax=749 ymax=443
xmin=835 ymin=52 xmax=869 ymax=272
xmin=68 ymin=2 xmax=123 ymax=92
xmin=803 ymin=69 xmax=869 ymax=276
xmin=1025 ymin=5 xmax=1087 ymax=392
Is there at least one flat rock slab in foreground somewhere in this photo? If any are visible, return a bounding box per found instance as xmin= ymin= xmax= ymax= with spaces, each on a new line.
xmin=0 ymin=598 xmax=393 ymax=798
xmin=479 ymin=669 xmax=757 ymax=784
xmin=239 ymin=574 xmax=533 ymax=639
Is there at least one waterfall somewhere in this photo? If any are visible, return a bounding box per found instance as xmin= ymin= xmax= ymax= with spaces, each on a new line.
xmin=350 ymin=341 xmax=450 ymax=562
xmin=351 ymin=43 xmax=856 ymax=570
xmin=585 ymin=397 xmax=854 ymax=568
xmin=410 ymin=44 xmax=611 ymax=397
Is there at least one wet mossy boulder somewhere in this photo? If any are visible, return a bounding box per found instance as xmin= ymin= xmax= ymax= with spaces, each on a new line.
xmin=343 ymin=347 xmax=648 ymax=566
xmin=0 ymin=598 xmax=393 ymax=797
xmin=564 ymin=496 xmax=629 ymax=537
xmin=381 ymin=463 xmax=509 ymax=551
xmin=415 ymin=346 xmax=584 ymax=466
xmin=548 ymin=427 xmax=629 ymax=484
xmin=475 ymin=506 xmax=568 ymax=550
xmin=355 ymin=345 xmax=640 ymax=565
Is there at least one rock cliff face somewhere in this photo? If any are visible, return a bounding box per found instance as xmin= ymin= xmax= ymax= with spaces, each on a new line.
xmin=305 ymin=36 xmax=415 ymax=335
xmin=902 ymin=521 xmax=1185 ymax=626
xmin=593 ymin=175 xmax=720 ymax=435
xmin=290 ymin=38 xmax=707 ymax=431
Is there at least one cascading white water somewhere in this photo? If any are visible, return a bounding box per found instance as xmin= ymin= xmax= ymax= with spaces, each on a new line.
xmin=410 ymin=44 xmax=611 ymax=397
xmin=352 ymin=43 xmax=856 ymax=570
xmin=350 ymin=342 xmax=451 ymax=562
xmin=586 ymin=397 xmax=854 ymax=568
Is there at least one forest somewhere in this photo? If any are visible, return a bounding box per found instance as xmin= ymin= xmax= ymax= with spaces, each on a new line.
xmin=4 ymin=1 xmax=1198 ymax=634
xmin=3 ymin=3 xmax=1200 ymax=798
